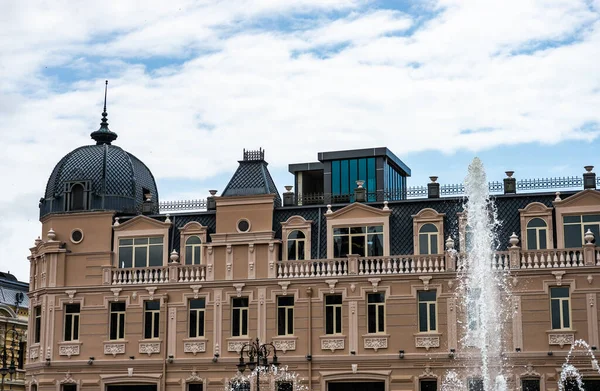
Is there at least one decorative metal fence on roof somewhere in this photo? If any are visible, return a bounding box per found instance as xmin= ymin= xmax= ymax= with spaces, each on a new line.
xmin=158 ymin=175 xmax=600 ymax=212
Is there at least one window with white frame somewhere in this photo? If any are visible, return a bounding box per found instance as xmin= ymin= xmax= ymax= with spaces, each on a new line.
xmin=527 ymin=218 xmax=548 ymax=250
xmin=185 ymin=236 xmax=202 ymax=265
xmin=563 ymin=214 xmax=600 ymax=247
xmin=144 ymin=300 xmax=160 ymax=339
xmin=118 ymin=237 xmax=163 ymax=268
xmin=109 ymin=302 xmax=125 ymax=340
xmin=550 ymin=287 xmax=571 ymax=330
xmin=64 ymin=304 xmax=80 ymax=341
xmin=418 ymin=291 xmax=437 ymax=333
xmin=286 ymin=230 xmax=306 ymax=260
xmin=232 ymin=298 xmax=249 ymax=337
xmin=277 ymin=296 xmax=294 ymax=336
xmin=419 ymin=223 xmax=439 ymax=255
xmin=367 ymin=293 xmax=385 ymax=333
xmin=189 ymin=298 xmax=205 ymax=338
xmin=325 ymin=295 xmax=343 ymax=335
xmin=333 ymin=226 xmax=383 ymax=257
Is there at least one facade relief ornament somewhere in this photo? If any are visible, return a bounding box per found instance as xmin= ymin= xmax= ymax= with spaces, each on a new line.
xmin=552 ymin=271 xmax=565 ymax=286
xmin=186 ymin=369 xmax=204 ymax=384
xmin=272 ymin=339 xmax=296 ymax=353
xmin=364 ymin=337 xmax=388 ymax=352
xmin=65 ymin=290 xmax=76 ymax=303
xmin=228 ymin=340 xmax=249 ymax=353
xmin=278 ymin=281 xmax=291 ymax=295
xmin=59 ymin=344 xmax=80 ymax=358
xmin=321 ymin=338 xmax=344 ymax=352
xmin=548 ymin=333 xmax=574 ymax=348
xmin=233 ymin=283 xmax=245 ymax=297
xmin=419 ymin=276 xmax=432 ymax=291
xmin=325 ymin=280 xmax=338 ymax=294
xmin=29 ymin=346 xmax=39 ymax=360
xmin=419 ymin=365 xmax=438 ymax=379
xmin=146 ymin=287 xmax=157 ymax=300
xmin=59 ymin=371 xmax=78 ymax=385
xmin=184 ymin=341 xmax=206 ymax=356
xmin=110 ymin=288 xmax=122 ymax=300
xmin=415 ymin=336 xmax=440 ymax=350
xmin=139 ymin=342 xmax=161 ymax=356
xmin=190 ymin=285 xmax=202 ymax=299
xmin=368 ymin=278 xmax=381 ymax=292
xmin=104 ymin=343 xmax=126 ymax=357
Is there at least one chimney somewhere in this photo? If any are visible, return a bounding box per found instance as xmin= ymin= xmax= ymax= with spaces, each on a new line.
xmin=283 ymin=186 xmax=295 ymax=206
xmin=354 ymin=180 xmax=366 ymax=202
xmin=141 ymin=193 xmax=154 ymax=215
xmin=503 ymin=171 xmax=516 ymax=194
xmin=427 ymin=177 xmax=440 ymax=198
xmin=207 ymin=190 xmax=217 ymax=210
xmin=583 ymin=166 xmax=596 ymax=190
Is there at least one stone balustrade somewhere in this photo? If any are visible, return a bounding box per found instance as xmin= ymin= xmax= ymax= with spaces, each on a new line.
xmin=110 ymin=264 xmax=206 ymax=285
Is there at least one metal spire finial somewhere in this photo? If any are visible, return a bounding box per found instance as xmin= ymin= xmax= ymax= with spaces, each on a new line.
xmin=90 ymin=79 xmax=118 ymax=145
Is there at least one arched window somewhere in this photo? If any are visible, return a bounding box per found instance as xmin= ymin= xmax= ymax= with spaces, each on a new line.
xmin=70 ymin=183 xmax=85 ymax=211
xmin=419 ymin=223 xmax=439 ymax=255
xmin=185 ymin=236 xmax=202 ymax=265
xmin=287 ymin=230 xmax=306 ymax=260
xmin=527 ymin=218 xmax=547 ymax=250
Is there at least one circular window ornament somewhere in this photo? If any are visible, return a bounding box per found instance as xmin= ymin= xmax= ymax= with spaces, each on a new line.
xmin=237 ymin=219 xmax=251 ymax=233
xmin=70 ymin=229 xmax=84 ymax=244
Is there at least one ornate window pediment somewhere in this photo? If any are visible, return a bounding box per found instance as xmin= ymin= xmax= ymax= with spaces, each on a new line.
xmin=554 ymin=190 xmax=600 ymax=248
xmin=281 ymin=216 xmax=312 ymax=261
xmin=413 ymin=208 xmax=445 ymax=255
xmin=326 ymin=203 xmax=390 ymax=258
xmin=519 ymin=202 xmax=553 ymax=250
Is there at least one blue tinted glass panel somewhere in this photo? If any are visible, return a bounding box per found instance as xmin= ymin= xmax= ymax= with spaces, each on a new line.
xmin=349 ymin=159 xmax=358 ymax=189
xmin=367 ymin=158 xmax=376 ymax=201
xmin=332 ymin=161 xmax=340 ymax=195
xmin=341 ymin=160 xmax=349 ymax=195
xmin=358 ymin=158 xmax=366 ymax=185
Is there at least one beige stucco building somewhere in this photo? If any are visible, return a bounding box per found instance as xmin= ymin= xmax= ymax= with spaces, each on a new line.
xmin=1 ymin=271 xmax=28 ymax=391
xmin=25 ymin=101 xmax=600 ymax=391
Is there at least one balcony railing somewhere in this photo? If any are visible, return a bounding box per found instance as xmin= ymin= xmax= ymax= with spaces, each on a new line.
xmin=103 ymin=246 xmax=599 ymax=284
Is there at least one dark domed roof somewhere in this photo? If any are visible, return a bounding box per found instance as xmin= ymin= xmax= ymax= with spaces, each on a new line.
xmin=39 ymin=81 xmax=159 ymax=218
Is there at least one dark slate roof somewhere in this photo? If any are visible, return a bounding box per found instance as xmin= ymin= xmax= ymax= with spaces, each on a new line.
xmin=41 ymin=144 xmax=159 ymax=218
xmin=221 ymin=160 xmax=282 ymax=207
xmin=0 ymin=273 xmax=29 ymax=308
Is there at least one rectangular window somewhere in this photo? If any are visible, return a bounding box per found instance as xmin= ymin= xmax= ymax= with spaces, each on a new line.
xmin=144 ymin=301 xmax=160 ymax=339
xmin=110 ymin=302 xmax=126 ymax=340
xmin=550 ymin=287 xmax=571 ymax=330
xmin=232 ymin=298 xmax=249 ymax=337
xmin=420 ymin=379 xmax=438 ymax=391
xmin=277 ymin=296 xmax=294 ymax=336
xmin=62 ymin=385 xmax=77 ymax=391
xmin=367 ymin=293 xmax=385 ymax=333
xmin=468 ymin=378 xmax=484 ymax=391
xmin=564 ymin=214 xmax=600 ymax=248
xmin=34 ymin=306 xmax=41 ymax=343
xmin=467 ymin=288 xmax=481 ymax=331
xmin=325 ymin=295 xmax=343 ymax=335
xmin=118 ymin=237 xmax=163 ymax=268
xmin=189 ymin=299 xmax=206 ymax=338
xmin=522 ymin=379 xmax=541 ymax=391
xmin=188 ymin=383 xmax=203 ymax=391
xmin=231 ymin=382 xmax=250 ymax=391
xmin=277 ymin=382 xmax=293 ymax=391
xmin=64 ymin=304 xmax=80 ymax=341
xmin=333 ymin=225 xmax=384 ymax=257
xmin=418 ymin=291 xmax=437 ymax=333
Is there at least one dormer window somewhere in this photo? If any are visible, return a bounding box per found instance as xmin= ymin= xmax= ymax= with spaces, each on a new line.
xmin=118 ymin=237 xmax=163 ymax=268
xmin=185 ymin=236 xmax=202 ymax=265
xmin=64 ymin=181 xmax=91 ymax=212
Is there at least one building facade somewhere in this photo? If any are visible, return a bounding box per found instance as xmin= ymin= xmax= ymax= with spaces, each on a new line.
xmin=1 ymin=271 xmax=29 ymax=391
xmin=25 ymin=102 xmax=600 ymax=391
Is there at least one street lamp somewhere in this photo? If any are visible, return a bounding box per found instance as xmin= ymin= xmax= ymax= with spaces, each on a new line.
xmin=0 ymin=324 xmax=21 ymax=391
xmin=236 ymin=338 xmax=280 ymax=391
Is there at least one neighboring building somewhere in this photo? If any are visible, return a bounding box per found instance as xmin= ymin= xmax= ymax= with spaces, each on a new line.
xmin=1 ymin=271 xmax=29 ymax=391
xmin=25 ymin=97 xmax=600 ymax=391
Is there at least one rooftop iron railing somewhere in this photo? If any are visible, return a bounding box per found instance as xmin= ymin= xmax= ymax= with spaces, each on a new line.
xmin=158 ymin=175 xmax=600 ymax=212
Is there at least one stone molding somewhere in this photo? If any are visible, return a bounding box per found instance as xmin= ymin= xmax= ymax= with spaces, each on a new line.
xmin=29 ymin=345 xmax=39 ymax=361
xmin=548 ymin=332 xmax=575 ymax=348
xmin=58 ymin=342 xmax=81 ymax=358
xmin=139 ymin=341 xmax=161 ymax=356
xmin=272 ymin=338 xmax=296 ymax=353
xmin=227 ymin=339 xmax=250 ymax=353
xmin=363 ymin=336 xmax=388 ymax=352
xmin=320 ymin=336 xmax=345 ymax=352
xmin=414 ymin=335 xmax=440 ymax=350
xmin=103 ymin=342 xmax=126 ymax=357
xmin=183 ymin=340 xmax=207 ymax=355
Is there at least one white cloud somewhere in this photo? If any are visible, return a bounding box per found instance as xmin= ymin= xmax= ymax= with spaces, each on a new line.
xmin=1 ymin=0 xmax=600 ymax=281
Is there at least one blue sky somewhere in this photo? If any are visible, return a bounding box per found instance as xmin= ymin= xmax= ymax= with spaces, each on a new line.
xmin=1 ymin=0 xmax=600 ymax=281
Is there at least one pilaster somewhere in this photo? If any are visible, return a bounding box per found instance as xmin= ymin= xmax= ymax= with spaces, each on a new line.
xmin=213 ymin=288 xmax=223 ymax=356
xmin=446 ymin=297 xmax=457 ymax=350
xmin=257 ymin=287 xmax=267 ymax=342
xmin=225 ymin=245 xmax=233 ymax=281
xmin=349 ymin=301 xmax=358 ymax=354
xmin=512 ymin=296 xmax=523 ymax=351
xmin=587 ymin=293 xmax=599 ymax=348
xmin=248 ymin=244 xmax=256 ymax=279
xmin=168 ymin=306 xmax=177 ymax=358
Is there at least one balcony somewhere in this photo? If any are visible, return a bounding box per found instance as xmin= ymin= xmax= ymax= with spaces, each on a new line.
xmin=108 ymin=264 xmax=206 ymax=285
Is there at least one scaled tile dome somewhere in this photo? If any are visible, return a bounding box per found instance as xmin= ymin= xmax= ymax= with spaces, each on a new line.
xmin=39 ymin=88 xmax=159 ymax=219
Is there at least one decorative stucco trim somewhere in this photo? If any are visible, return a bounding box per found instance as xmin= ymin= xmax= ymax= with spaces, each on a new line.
xmin=103 ymin=341 xmax=127 ymax=357
xmin=547 ymin=331 xmax=575 ymax=348
xmin=138 ymin=340 xmax=161 ymax=356
xmin=183 ymin=340 xmax=207 ymax=355
xmin=363 ymin=335 xmax=389 ymax=352
xmin=519 ymin=202 xmax=554 ymax=250
xmin=281 ymin=215 xmax=313 ymax=261
xmin=320 ymin=336 xmax=346 ymax=352
xmin=414 ymin=334 xmax=441 ymax=350
xmin=58 ymin=341 xmax=81 ymax=358
xmin=412 ymin=208 xmax=445 ymax=255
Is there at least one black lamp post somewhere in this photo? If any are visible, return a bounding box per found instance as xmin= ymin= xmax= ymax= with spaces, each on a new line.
xmin=0 ymin=324 xmax=21 ymax=391
xmin=236 ymin=338 xmax=279 ymax=391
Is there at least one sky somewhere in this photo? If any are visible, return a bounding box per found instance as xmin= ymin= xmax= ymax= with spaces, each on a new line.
xmin=1 ymin=0 xmax=600 ymax=282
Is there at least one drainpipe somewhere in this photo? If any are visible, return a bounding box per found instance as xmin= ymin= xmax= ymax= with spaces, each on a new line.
xmin=306 ymin=287 xmax=313 ymax=390
xmin=162 ymin=295 xmax=169 ymax=391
